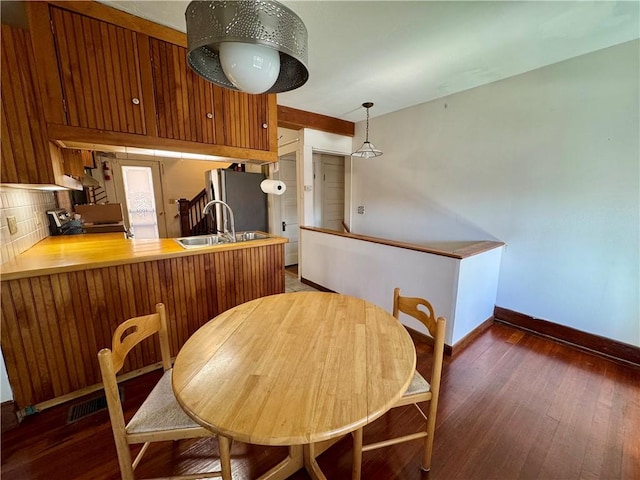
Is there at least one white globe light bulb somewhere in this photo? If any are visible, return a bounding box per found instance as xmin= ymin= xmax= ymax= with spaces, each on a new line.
xmin=219 ymin=42 xmax=280 ymax=94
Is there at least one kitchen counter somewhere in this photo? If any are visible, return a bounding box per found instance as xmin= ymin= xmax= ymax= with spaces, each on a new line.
xmin=0 ymin=232 xmax=287 ymax=280
xmin=1 ymin=231 xmax=287 ymax=411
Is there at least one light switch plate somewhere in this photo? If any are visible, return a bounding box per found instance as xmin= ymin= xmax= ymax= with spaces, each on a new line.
xmin=7 ymin=216 xmax=18 ymax=234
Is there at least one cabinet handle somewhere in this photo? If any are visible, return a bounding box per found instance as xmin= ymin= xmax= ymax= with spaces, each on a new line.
xmin=131 ymin=97 xmax=140 ymax=105
xmin=262 ymin=123 xmax=268 ymax=129
xmin=206 ymin=113 xmax=213 ymax=119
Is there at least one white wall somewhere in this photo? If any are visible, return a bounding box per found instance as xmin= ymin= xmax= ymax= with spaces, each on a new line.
xmin=350 ymin=40 xmax=639 ymax=346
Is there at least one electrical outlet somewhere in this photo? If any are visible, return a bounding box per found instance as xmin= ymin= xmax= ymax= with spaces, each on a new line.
xmin=357 ymin=206 xmax=365 ymax=214
xmin=7 ymin=216 xmax=18 ymax=234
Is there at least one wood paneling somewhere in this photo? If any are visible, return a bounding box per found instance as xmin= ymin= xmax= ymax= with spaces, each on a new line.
xmin=0 ymin=244 xmax=285 ymax=409
xmin=223 ymin=90 xmax=271 ymax=151
xmin=150 ymin=38 xmax=224 ymax=145
xmin=50 ymin=6 xmax=148 ymax=135
xmin=0 ymin=25 xmax=54 ymax=184
xmin=45 ymin=0 xmax=187 ymax=47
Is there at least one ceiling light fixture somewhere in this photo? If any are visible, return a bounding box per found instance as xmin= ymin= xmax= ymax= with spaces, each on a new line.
xmin=351 ymin=102 xmax=383 ymax=158
xmin=185 ymin=0 xmax=309 ymax=94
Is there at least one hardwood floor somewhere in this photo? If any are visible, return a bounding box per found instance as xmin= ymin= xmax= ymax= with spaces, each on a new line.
xmin=1 ymin=323 xmax=638 ymax=479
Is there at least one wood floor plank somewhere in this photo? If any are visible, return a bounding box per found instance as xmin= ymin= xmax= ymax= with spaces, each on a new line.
xmin=1 ymin=322 xmax=638 ymax=480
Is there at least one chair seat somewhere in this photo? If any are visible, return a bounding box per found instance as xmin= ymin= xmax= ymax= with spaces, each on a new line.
xmin=403 ymin=370 xmax=430 ymax=397
xmin=126 ymin=369 xmax=204 ymax=435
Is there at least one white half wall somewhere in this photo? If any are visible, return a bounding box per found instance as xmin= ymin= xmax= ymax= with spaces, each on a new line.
xmin=350 ymin=40 xmax=640 ymax=346
xmin=300 ymin=228 xmax=504 ymax=346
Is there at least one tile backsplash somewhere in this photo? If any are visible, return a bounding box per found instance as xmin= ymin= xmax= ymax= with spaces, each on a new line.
xmin=0 ymin=186 xmax=57 ymax=264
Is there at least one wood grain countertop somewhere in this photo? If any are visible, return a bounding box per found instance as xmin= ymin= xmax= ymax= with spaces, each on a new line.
xmin=301 ymin=226 xmax=505 ymax=259
xmin=0 ymin=233 xmax=287 ymax=281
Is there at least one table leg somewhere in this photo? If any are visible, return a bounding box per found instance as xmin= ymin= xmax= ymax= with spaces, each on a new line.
xmin=303 ymin=443 xmax=328 ymax=480
xmin=219 ymin=435 xmax=232 ymax=480
xmin=257 ymin=445 xmax=304 ymax=480
xmin=352 ymin=428 xmax=363 ymax=480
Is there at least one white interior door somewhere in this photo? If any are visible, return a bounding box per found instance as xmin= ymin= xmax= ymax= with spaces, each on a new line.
xmin=278 ymin=155 xmax=299 ymax=266
xmin=319 ymin=154 xmax=345 ymax=232
xmin=113 ymin=159 xmax=167 ymax=238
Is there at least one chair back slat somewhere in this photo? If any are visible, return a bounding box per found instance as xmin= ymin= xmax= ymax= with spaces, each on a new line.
xmin=110 ymin=303 xmax=171 ymax=374
xmin=393 ymin=288 xmax=441 ymax=338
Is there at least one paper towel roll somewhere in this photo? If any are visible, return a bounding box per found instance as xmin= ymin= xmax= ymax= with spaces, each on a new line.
xmin=260 ymin=179 xmax=287 ymax=195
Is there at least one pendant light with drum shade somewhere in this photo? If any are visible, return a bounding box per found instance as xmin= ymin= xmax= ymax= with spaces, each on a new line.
xmin=185 ymin=1 xmax=309 ymax=94
xmin=351 ymin=102 xmax=383 ymax=158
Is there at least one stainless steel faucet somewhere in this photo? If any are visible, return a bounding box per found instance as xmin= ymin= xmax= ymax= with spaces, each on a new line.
xmin=202 ymin=200 xmax=236 ymax=242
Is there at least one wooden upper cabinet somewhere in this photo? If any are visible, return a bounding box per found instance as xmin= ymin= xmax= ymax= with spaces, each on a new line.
xmin=222 ymin=90 xmax=271 ymax=151
xmin=61 ymin=149 xmax=90 ymax=178
xmin=49 ymin=6 xmax=148 ymax=135
xmin=150 ymin=38 xmax=224 ymax=144
xmin=150 ymin=37 xmax=272 ymax=151
xmin=1 ymin=25 xmax=55 ymax=184
xmin=23 ymin=1 xmax=277 ymax=163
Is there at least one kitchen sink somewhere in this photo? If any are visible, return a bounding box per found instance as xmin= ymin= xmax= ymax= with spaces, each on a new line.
xmin=175 ymin=232 xmax=269 ymax=249
xmin=235 ymin=231 xmax=269 ymax=242
xmin=174 ymin=235 xmax=230 ymax=249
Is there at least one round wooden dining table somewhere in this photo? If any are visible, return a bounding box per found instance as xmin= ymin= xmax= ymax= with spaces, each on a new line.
xmin=172 ymin=291 xmax=416 ymax=480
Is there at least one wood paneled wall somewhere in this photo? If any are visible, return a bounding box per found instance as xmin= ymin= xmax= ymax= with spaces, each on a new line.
xmin=1 ymin=245 xmax=284 ymax=409
xmin=0 ymin=26 xmax=53 ymax=184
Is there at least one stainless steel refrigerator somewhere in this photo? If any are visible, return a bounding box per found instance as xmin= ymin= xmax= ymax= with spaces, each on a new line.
xmin=205 ymin=169 xmax=268 ymax=233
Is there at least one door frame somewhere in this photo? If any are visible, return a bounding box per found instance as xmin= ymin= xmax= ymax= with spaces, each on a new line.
xmin=273 ymin=138 xmax=301 ymax=269
xmin=312 ymin=152 xmax=347 ymax=231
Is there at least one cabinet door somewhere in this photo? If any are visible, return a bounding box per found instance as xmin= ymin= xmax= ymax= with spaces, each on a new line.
xmin=222 ymin=90 xmax=270 ymax=151
xmin=150 ymin=38 xmax=224 ymax=144
xmin=1 ymin=26 xmax=54 ymax=184
xmin=61 ymin=149 xmax=88 ymax=178
xmin=50 ymin=6 xmax=147 ymax=135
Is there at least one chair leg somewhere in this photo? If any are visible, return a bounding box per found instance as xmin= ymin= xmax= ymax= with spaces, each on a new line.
xmin=352 ymin=428 xmax=363 ymax=480
xmin=219 ymin=435 xmax=232 ymax=480
xmin=421 ymin=406 xmax=437 ymax=471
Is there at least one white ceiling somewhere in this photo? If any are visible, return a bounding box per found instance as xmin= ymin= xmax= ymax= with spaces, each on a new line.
xmin=99 ymin=1 xmax=640 ymax=122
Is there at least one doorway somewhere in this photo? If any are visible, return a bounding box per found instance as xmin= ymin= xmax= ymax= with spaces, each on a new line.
xmin=113 ymin=159 xmax=167 ymax=238
xmin=313 ymin=153 xmax=346 ymax=232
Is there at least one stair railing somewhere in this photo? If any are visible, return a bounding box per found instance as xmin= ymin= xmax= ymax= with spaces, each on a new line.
xmin=177 ymin=189 xmax=210 ymax=236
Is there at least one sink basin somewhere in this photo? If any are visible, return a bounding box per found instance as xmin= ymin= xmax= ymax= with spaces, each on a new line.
xmin=174 ymin=235 xmax=230 ymax=249
xmin=235 ymin=231 xmax=269 ymax=242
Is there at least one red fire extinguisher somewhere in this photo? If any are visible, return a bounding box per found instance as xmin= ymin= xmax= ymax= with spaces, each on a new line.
xmin=103 ymin=161 xmax=111 ymax=181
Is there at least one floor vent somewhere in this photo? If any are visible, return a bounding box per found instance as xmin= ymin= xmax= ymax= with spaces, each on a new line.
xmin=67 ymin=388 xmax=124 ymax=424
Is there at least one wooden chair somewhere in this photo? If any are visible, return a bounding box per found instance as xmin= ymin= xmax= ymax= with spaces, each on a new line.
xmin=98 ymin=303 xmax=232 ymax=480
xmin=352 ymin=288 xmax=446 ymax=478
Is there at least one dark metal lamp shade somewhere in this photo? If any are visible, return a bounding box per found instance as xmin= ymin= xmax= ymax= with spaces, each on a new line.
xmin=185 ymin=0 xmax=309 ymax=94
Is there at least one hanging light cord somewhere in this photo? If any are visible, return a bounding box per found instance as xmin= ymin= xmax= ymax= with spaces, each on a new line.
xmin=364 ymin=106 xmax=371 ymax=142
